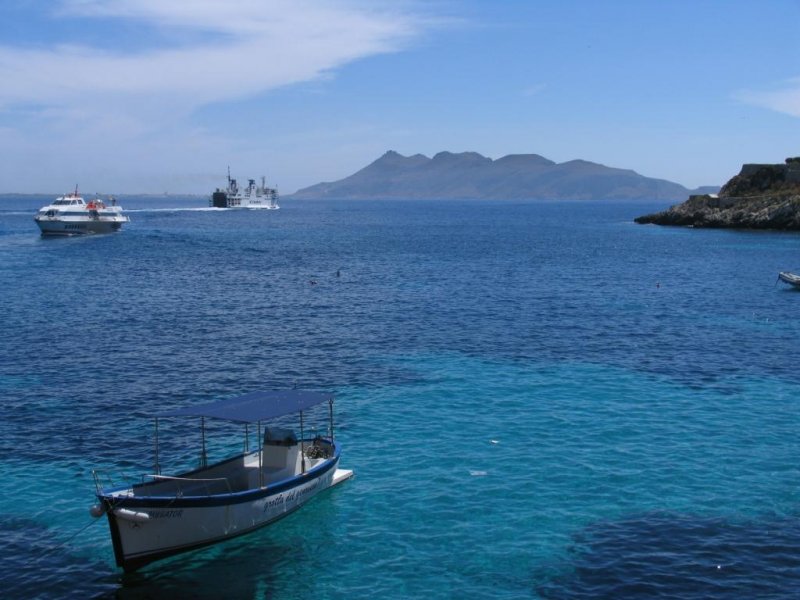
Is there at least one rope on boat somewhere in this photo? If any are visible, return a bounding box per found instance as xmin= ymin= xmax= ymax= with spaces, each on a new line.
xmin=39 ymin=482 xmax=128 ymax=558
xmin=39 ymin=516 xmax=104 ymax=557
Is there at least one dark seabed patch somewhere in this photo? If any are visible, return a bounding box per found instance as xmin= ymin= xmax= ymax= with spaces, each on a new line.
xmin=538 ymin=512 xmax=800 ymax=599
xmin=0 ymin=516 xmax=118 ymax=598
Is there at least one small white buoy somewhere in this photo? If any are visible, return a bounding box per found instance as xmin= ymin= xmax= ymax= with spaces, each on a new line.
xmin=469 ymin=470 xmax=488 ymax=477
xmin=490 ymin=440 xmax=499 ymax=444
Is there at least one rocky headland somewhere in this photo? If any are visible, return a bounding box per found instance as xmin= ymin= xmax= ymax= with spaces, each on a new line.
xmin=635 ymin=158 xmax=800 ymax=230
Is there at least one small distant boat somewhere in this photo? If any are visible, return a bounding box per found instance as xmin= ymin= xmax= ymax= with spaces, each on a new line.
xmin=34 ymin=187 xmax=129 ymax=235
xmin=210 ymin=169 xmax=279 ymax=209
xmin=778 ymin=271 xmax=800 ymax=288
xmin=90 ymin=390 xmax=352 ymax=572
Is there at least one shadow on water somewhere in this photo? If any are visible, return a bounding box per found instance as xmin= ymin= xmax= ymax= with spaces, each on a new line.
xmin=103 ymin=538 xmax=298 ymax=599
xmin=0 ymin=516 xmax=118 ymax=598
xmin=95 ymin=492 xmax=348 ymax=599
xmin=1 ymin=488 xmax=347 ymax=599
xmin=538 ymin=511 xmax=800 ymax=599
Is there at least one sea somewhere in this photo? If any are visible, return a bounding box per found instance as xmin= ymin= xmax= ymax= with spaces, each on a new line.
xmin=2 ymin=195 xmax=800 ymax=599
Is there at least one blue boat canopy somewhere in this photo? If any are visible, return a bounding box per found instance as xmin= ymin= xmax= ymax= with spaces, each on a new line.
xmin=154 ymin=390 xmax=333 ymax=424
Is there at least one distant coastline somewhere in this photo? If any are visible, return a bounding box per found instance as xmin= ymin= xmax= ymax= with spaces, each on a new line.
xmin=289 ymin=150 xmax=716 ymax=202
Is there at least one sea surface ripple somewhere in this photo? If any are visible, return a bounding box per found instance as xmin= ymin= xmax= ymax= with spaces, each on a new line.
xmin=1 ymin=196 xmax=800 ymax=598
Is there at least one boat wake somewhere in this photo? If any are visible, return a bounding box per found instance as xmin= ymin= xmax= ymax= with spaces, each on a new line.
xmin=123 ymin=207 xmax=226 ymax=213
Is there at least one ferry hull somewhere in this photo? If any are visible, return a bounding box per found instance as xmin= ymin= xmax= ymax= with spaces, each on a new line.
xmin=210 ymin=192 xmax=279 ymax=209
xmin=101 ymin=458 xmax=340 ymax=572
xmin=35 ymin=218 xmax=125 ymax=236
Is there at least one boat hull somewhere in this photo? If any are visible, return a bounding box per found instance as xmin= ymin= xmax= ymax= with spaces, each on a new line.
xmin=210 ymin=197 xmax=279 ymax=210
xmin=778 ymin=271 xmax=800 ymax=288
xmin=35 ymin=218 xmax=126 ymax=236
xmin=100 ymin=457 xmax=340 ymax=571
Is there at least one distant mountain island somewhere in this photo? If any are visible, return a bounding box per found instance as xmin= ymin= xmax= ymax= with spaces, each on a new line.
xmin=635 ymin=158 xmax=800 ymax=230
xmin=290 ymin=150 xmax=716 ymax=201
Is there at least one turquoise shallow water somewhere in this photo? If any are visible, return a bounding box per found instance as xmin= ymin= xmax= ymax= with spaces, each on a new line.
xmin=1 ymin=197 xmax=800 ymax=598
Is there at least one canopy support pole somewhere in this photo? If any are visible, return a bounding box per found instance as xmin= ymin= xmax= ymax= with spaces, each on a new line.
xmin=329 ymin=396 xmax=335 ymax=443
xmin=200 ymin=416 xmax=207 ymax=468
xmin=258 ymin=420 xmax=263 ymax=488
xmin=300 ymin=411 xmax=306 ymax=473
xmin=154 ymin=418 xmax=160 ymax=475
xmin=244 ymin=423 xmax=249 ymax=453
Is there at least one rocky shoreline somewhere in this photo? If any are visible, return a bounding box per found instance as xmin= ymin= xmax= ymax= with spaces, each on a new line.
xmin=635 ymin=159 xmax=800 ymax=230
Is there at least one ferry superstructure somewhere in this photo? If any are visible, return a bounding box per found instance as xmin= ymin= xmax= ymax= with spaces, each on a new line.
xmin=211 ymin=170 xmax=279 ymax=209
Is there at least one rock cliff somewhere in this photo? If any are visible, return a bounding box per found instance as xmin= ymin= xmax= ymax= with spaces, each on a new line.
xmin=635 ymin=158 xmax=800 ymax=230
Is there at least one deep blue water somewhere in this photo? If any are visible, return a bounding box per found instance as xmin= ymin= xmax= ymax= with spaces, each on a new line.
xmin=2 ymin=195 xmax=800 ymax=599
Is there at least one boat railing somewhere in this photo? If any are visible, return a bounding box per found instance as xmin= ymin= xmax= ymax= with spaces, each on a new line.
xmin=93 ymin=470 xmax=233 ymax=497
xmin=146 ymin=474 xmax=233 ymax=496
xmin=92 ymin=469 xmax=142 ymax=496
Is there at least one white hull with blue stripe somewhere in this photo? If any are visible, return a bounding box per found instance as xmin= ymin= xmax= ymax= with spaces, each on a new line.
xmin=91 ymin=391 xmax=352 ymax=572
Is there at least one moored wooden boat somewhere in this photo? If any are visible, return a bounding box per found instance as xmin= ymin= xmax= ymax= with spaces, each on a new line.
xmin=90 ymin=390 xmax=352 ymax=572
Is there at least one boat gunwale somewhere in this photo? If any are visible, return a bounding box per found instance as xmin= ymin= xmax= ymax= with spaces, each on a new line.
xmin=99 ymin=442 xmax=340 ymax=509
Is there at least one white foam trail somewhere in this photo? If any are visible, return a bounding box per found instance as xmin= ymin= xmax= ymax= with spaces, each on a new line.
xmin=123 ymin=207 xmax=223 ymax=213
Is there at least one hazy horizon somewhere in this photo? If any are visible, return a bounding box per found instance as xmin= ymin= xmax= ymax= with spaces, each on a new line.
xmin=1 ymin=1 xmax=798 ymax=194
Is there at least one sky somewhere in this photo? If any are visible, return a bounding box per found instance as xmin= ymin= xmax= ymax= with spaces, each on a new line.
xmin=0 ymin=0 xmax=799 ymax=194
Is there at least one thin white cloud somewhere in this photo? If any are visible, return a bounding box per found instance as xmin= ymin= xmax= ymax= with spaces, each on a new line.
xmin=522 ymin=83 xmax=546 ymax=97
xmin=737 ymin=78 xmax=800 ymax=118
xmin=0 ymin=0 xmax=441 ymax=192
xmin=0 ymin=1 xmax=428 ymax=113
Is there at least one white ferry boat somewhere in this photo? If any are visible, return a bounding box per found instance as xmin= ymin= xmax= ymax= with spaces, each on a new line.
xmin=211 ymin=170 xmax=279 ymax=209
xmin=34 ymin=187 xmax=129 ymax=235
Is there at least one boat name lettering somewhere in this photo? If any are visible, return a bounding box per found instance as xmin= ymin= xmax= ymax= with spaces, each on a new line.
xmin=263 ymin=481 xmax=320 ymax=512
xmin=147 ymin=510 xmax=183 ymax=519
xmin=265 ymin=494 xmax=286 ymax=509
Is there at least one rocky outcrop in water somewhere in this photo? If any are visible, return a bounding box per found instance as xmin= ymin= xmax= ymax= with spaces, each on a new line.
xmin=635 ymin=159 xmax=800 ymax=230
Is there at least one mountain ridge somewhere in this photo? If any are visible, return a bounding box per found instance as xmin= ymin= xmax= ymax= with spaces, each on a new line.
xmin=290 ymin=150 xmax=715 ymax=201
